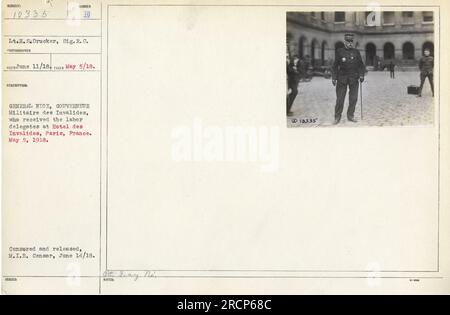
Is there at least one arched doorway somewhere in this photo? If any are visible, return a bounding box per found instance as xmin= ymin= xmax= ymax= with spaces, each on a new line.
xmin=299 ymin=36 xmax=307 ymax=58
xmin=311 ymin=39 xmax=319 ymax=66
xmin=365 ymin=43 xmax=376 ymax=66
xmin=402 ymin=42 xmax=415 ymax=60
xmin=383 ymin=42 xmax=395 ymax=60
xmin=321 ymin=41 xmax=328 ymax=66
xmin=423 ymin=41 xmax=434 ymax=56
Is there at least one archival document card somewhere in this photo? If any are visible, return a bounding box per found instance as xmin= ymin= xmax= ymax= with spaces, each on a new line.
xmin=2 ymin=0 xmax=450 ymax=294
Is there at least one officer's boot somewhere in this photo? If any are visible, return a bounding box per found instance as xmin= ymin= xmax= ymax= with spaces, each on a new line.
xmin=334 ymin=116 xmax=341 ymax=125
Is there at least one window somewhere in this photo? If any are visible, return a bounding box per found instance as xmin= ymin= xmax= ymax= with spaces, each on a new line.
xmin=402 ymin=42 xmax=415 ymax=60
xmin=402 ymin=11 xmax=414 ymax=24
xmin=384 ymin=42 xmax=395 ymax=60
xmin=383 ymin=11 xmax=395 ymax=24
xmin=423 ymin=11 xmax=434 ymax=22
xmin=321 ymin=12 xmax=325 ymax=21
xmin=311 ymin=12 xmax=316 ymax=18
xmin=334 ymin=12 xmax=345 ymax=23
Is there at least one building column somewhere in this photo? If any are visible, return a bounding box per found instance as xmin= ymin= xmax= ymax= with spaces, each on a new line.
xmin=414 ymin=11 xmax=422 ymax=27
xmin=324 ymin=12 xmax=333 ymax=27
xmin=345 ymin=11 xmax=356 ymax=28
xmin=304 ymin=43 xmax=310 ymax=58
xmin=326 ymin=48 xmax=333 ymax=63
xmin=355 ymin=12 xmax=363 ymax=26
xmin=415 ymin=47 xmax=422 ymax=59
xmin=394 ymin=12 xmax=402 ymax=29
xmin=377 ymin=48 xmax=384 ymax=60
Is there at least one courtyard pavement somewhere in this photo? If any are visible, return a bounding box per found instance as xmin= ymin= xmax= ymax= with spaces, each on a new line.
xmin=287 ymin=71 xmax=435 ymax=127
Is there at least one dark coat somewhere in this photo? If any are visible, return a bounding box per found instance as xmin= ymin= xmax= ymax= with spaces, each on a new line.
xmin=332 ymin=47 xmax=365 ymax=81
xmin=419 ymin=56 xmax=434 ymax=74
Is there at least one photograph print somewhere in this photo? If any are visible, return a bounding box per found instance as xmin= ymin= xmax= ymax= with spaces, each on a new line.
xmin=286 ymin=10 xmax=436 ymax=127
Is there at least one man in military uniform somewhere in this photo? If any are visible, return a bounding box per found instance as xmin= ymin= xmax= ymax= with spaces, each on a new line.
xmin=286 ymin=55 xmax=301 ymax=116
xmin=332 ymin=33 xmax=366 ymax=124
xmin=418 ymin=48 xmax=434 ymax=97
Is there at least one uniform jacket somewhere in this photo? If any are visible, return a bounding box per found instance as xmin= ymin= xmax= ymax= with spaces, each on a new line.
xmin=287 ymin=61 xmax=301 ymax=86
xmin=419 ymin=56 xmax=434 ymax=74
xmin=332 ymin=47 xmax=365 ymax=81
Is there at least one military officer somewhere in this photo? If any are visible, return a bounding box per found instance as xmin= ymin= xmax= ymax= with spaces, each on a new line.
xmin=418 ymin=48 xmax=434 ymax=97
xmin=332 ymin=33 xmax=366 ymax=124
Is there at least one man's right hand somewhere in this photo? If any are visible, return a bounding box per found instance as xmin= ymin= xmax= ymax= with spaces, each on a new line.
xmin=332 ymin=79 xmax=337 ymax=86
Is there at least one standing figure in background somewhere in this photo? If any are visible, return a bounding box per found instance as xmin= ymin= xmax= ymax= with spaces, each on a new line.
xmin=418 ymin=48 xmax=434 ymax=97
xmin=286 ymin=53 xmax=291 ymax=103
xmin=389 ymin=61 xmax=395 ymax=79
xmin=286 ymin=55 xmax=300 ymax=116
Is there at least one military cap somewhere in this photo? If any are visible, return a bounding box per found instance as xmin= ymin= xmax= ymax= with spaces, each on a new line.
xmin=344 ymin=33 xmax=355 ymax=41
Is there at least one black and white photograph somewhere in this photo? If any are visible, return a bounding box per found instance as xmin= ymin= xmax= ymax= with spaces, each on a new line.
xmin=286 ymin=10 xmax=436 ymax=127
xmin=2 ymin=1 xmax=449 ymax=296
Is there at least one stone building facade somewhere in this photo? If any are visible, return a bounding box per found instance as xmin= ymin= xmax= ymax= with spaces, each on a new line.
xmin=287 ymin=11 xmax=435 ymax=69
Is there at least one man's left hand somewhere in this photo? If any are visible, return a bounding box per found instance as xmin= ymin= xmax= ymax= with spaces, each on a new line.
xmin=359 ymin=77 xmax=365 ymax=83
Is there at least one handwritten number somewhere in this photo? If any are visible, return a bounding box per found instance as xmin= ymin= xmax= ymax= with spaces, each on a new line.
xmin=12 ymin=10 xmax=48 ymax=19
